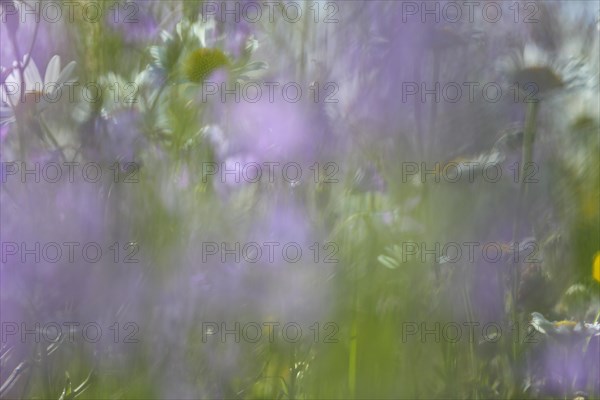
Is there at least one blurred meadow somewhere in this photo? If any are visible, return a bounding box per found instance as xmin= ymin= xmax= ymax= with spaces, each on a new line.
xmin=1 ymin=0 xmax=599 ymax=399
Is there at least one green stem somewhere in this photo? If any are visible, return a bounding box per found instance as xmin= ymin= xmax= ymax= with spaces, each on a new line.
xmin=38 ymin=115 xmax=67 ymax=162
xmin=462 ymin=286 xmax=478 ymax=398
xmin=40 ymin=340 xmax=51 ymax=399
xmin=509 ymin=100 xmax=540 ymax=361
xmin=413 ymin=49 xmax=425 ymax=159
xmin=512 ymin=100 xmax=540 ymax=292
xmin=288 ymin=345 xmax=297 ymax=400
xmin=149 ymin=81 xmax=169 ymax=115
xmin=348 ymin=317 xmax=357 ymax=398
xmin=520 ymin=101 xmax=540 ymax=200
xmin=429 ymin=51 xmax=441 ymax=151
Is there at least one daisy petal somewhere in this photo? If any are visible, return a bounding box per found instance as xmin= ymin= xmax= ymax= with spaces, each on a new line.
xmin=22 ymin=55 xmax=43 ymax=92
xmin=3 ymin=70 xmax=22 ymax=106
xmin=55 ymin=61 xmax=77 ymax=86
xmin=44 ymin=55 xmax=61 ymax=85
xmin=0 ymin=84 xmax=9 ymax=106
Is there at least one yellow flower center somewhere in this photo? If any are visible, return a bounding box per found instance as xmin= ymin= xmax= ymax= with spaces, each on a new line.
xmin=512 ymin=66 xmax=564 ymax=95
xmin=554 ymin=320 xmax=577 ymax=328
xmin=183 ymin=48 xmax=230 ymax=83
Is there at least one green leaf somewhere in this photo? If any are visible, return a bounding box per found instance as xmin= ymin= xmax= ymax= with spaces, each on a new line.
xmin=59 ymin=371 xmax=72 ymax=400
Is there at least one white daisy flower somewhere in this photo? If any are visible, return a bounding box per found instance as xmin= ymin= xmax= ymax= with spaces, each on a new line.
xmin=501 ymin=43 xmax=565 ymax=98
xmin=530 ymin=312 xmax=600 ymax=340
xmin=1 ymin=54 xmax=76 ymax=112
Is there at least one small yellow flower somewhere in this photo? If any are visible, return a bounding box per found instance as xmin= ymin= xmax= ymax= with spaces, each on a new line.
xmin=593 ymin=251 xmax=600 ymax=283
xmin=182 ymin=48 xmax=229 ymax=83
